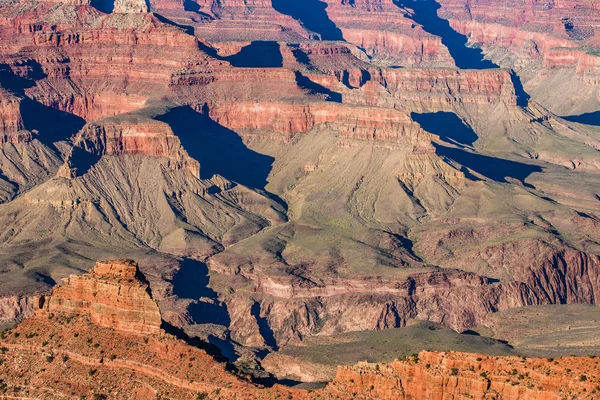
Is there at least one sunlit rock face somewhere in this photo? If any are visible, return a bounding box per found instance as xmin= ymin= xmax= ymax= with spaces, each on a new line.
xmin=0 ymin=1 xmax=598 ymax=396
xmin=41 ymin=260 xmax=163 ymax=334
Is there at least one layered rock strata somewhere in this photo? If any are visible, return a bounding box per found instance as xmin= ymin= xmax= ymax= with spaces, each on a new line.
xmin=41 ymin=260 xmax=163 ymax=334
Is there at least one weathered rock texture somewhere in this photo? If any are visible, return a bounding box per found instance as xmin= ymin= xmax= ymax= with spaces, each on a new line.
xmin=41 ymin=260 xmax=163 ymax=334
xmin=328 ymin=351 xmax=600 ymax=399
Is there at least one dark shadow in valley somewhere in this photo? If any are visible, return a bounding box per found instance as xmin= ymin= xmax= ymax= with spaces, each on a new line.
xmin=161 ymin=321 xmax=230 ymax=363
xmin=434 ymin=144 xmax=542 ymax=187
xmin=197 ymin=41 xmax=221 ymax=59
xmin=251 ymin=302 xmax=278 ymax=350
xmin=411 ymin=111 xmax=478 ymax=147
xmin=387 ymin=232 xmax=423 ymax=262
xmin=0 ymin=62 xmax=85 ymax=150
xmin=90 ymin=0 xmax=115 ymax=13
xmin=509 ymin=71 xmax=530 ymax=107
xmin=225 ymin=41 xmax=283 ymax=68
xmin=20 ymin=98 xmax=86 ymax=151
xmin=290 ymin=46 xmax=312 ymax=67
xmin=153 ymin=13 xmax=194 ymax=35
xmin=271 ymin=0 xmax=344 ymax=40
xmin=562 ymin=110 xmax=600 ymax=126
xmin=68 ymin=147 xmax=102 ymax=177
xmin=295 ymin=71 xmax=342 ymax=102
xmin=206 ymin=335 xmax=238 ymax=361
xmin=156 ymin=106 xmax=274 ymax=190
xmin=0 ymin=62 xmax=45 ymax=93
xmin=172 ymin=258 xmax=231 ymax=327
xmin=393 ymin=0 xmax=497 ymax=69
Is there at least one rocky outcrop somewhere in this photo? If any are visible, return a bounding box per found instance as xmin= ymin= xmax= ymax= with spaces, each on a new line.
xmin=322 ymin=0 xmax=455 ymax=67
xmin=0 ymin=89 xmax=30 ymax=144
xmin=65 ymin=114 xmax=200 ymax=178
xmin=40 ymin=260 xmax=163 ymax=334
xmin=208 ymin=101 xmax=430 ymax=145
xmin=0 ymin=295 xmax=38 ymax=322
xmin=328 ymin=351 xmax=598 ymax=399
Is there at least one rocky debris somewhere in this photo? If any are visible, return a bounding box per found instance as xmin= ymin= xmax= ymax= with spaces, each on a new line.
xmin=114 ymin=0 xmax=150 ymax=13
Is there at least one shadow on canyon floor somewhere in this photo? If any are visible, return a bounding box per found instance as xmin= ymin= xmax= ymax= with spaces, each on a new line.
xmin=226 ymin=41 xmax=283 ymax=68
xmin=272 ymin=0 xmax=344 ymax=40
xmin=0 ymin=62 xmax=85 ymax=149
xmin=562 ymin=110 xmax=600 ymax=126
xmin=435 ymin=144 xmax=542 ymax=187
xmin=157 ymin=106 xmax=275 ymax=190
xmin=413 ymin=111 xmax=542 ymax=186
xmin=394 ymin=0 xmax=497 ymax=69
xmin=20 ymin=98 xmax=86 ymax=150
xmin=412 ymin=111 xmax=478 ymax=147
xmin=90 ymin=0 xmax=114 ymax=13
xmin=172 ymin=258 xmax=231 ymax=327
xmin=251 ymin=302 xmax=278 ymax=351
xmin=510 ymin=71 xmax=530 ymax=107
xmin=295 ymin=71 xmax=342 ymax=102
xmin=197 ymin=40 xmax=283 ymax=68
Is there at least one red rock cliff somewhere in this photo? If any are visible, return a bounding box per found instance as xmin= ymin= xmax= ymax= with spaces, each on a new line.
xmin=40 ymin=259 xmax=163 ymax=335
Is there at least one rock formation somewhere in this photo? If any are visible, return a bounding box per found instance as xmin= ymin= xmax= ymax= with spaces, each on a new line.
xmin=40 ymin=260 xmax=163 ymax=334
xmin=328 ymin=351 xmax=600 ymax=399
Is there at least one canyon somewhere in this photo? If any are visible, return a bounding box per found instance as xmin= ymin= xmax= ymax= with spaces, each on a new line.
xmin=1 ymin=260 xmax=598 ymax=399
xmin=0 ymin=0 xmax=598 ymax=397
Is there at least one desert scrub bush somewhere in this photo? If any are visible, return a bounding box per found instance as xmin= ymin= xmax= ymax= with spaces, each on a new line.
xmin=450 ymin=368 xmax=459 ymax=376
xmin=196 ymin=392 xmax=208 ymax=400
xmin=45 ymin=355 xmax=54 ymax=363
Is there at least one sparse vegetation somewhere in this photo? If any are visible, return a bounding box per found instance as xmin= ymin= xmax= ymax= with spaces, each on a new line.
xmin=450 ymin=368 xmax=459 ymax=376
xmin=196 ymin=392 xmax=208 ymax=400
